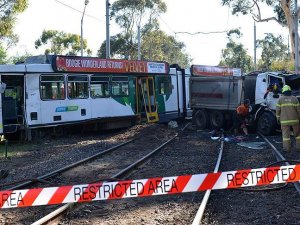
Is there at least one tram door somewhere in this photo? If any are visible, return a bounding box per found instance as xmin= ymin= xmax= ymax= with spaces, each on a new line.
xmin=0 ymin=77 xmax=4 ymax=134
xmin=137 ymin=77 xmax=159 ymax=123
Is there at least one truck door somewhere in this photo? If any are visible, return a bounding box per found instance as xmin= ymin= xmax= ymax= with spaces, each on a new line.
xmin=265 ymin=75 xmax=283 ymax=110
xmin=137 ymin=77 xmax=159 ymax=123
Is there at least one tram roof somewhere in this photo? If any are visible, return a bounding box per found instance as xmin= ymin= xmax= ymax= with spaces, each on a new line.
xmin=0 ymin=63 xmax=53 ymax=73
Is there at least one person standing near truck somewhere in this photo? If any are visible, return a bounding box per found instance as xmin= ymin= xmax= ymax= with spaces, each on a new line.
xmin=276 ymin=85 xmax=300 ymax=152
xmin=233 ymin=99 xmax=250 ymax=136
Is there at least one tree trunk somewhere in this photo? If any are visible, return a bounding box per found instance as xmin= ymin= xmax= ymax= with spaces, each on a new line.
xmin=281 ymin=1 xmax=299 ymax=70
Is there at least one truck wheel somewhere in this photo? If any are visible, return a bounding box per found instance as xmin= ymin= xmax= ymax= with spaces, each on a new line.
xmin=210 ymin=111 xmax=224 ymax=129
xmin=257 ymin=112 xmax=277 ymax=135
xmin=193 ymin=110 xmax=209 ymax=129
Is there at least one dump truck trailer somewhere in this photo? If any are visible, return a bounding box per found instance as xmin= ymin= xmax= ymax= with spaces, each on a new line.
xmin=189 ymin=65 xmax=300 ymax=135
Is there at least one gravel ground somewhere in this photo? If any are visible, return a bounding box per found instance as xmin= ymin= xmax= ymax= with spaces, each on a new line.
xmin=2 ymin=124 xmax=300 ymax=225
xmin=202 ymin=133 xmax=300 ymax=225
xmin=0 ymin=125 xmax=150 ymax=188
xmin=60 ymin=125 xmax=220 ymax=225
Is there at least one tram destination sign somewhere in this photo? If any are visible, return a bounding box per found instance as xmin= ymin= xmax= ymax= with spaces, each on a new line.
xmin=191 ymin=65 xmax=242 ymax=77
xmin=52 ymin=55 xmax=169 ymax=74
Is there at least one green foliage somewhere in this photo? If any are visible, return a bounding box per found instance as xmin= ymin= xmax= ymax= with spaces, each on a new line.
xmin=141 ymin=29 xmax=190 ymax=67
xmin=0 ymin=44 xmax=8 ymax=64
xmin=219 ymin=29 xmax=252 ymax=73
xmin=98 ymin=30 xmax=191 ymax=67
xmin=0 ymin=0 xmax=28 ymax=39
xmin=221 ymin=0 xmax=286 ymax=24
xmin=98 ymin=0 xmax=190 ymax=67
xmin=111 ymin=0 xmax=166 ymax=32
xmin=257 ymin=33 xmax=289 ymax=71
xmin=9 ymin=51 xmax=32 ymax=64
xmin=35 ymin=30 xmax=92 ymax=56
xmin=269 ymin=59 xmax=294 ymax=71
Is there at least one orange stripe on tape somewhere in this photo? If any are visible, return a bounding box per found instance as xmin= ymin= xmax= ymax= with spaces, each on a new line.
xmin=138 ymin=177 xmax=163 ymax=197
xmin=227 ymin=169 xmax=251 ymax=188
xmin=169 ymin=175 xmax=192 ymax=194
xmin=198 ymin=173 xmax=221 ymax=191
xmin=288 ymin=165 xmax=300 ymax=182
xmin=18 ymin=188 xmax=43 ymax=207
xmin=108 ymin=181 xmax=133 ymax=200
xmin=48 ymin=186 xmax=73 ymax=205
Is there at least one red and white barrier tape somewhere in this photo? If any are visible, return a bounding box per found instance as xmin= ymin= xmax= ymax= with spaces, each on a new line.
xmin=1 ymin=164 xmax=300 ymax=208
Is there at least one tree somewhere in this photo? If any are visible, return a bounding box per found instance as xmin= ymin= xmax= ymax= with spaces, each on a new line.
xmin=219 ymin=29 xmax=253 ymax=73
xmin=111 ymin=0 xmax=167 ymax=59
xmin=35 ymin=30 xmax=92 ymax=56
xmin=9 ymin=51 xmax=32 ymax=64
xmin=0 ymin=44 xmax=8 ymax=64
xmin=106 ymin=0 xmax=166 ymax=59
xmin=0 ymin=0 xmax=28 ymax=39
xmin=257 ymin=33 xmax=290 ymax=70
xmin=221 ymin=0 xmax=299 ymax=67
xmin=0 ymin=0 xmax=28 ymax=63
xmin=141 ymin=29 xmax=190 ymax=67
xmin=98 ymin=29 xmax=191 ymax=67
xmin=98 ymin=0 xmax=190 ymax=66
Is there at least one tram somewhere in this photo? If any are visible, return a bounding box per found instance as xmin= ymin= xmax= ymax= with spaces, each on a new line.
xmin=0 ymin=55 xmax=191 ymax=140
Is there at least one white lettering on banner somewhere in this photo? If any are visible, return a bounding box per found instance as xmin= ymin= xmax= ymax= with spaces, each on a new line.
xmin=147 ymin=62 xmax=166 ymax=73
xmin=81 ymin=60 xmax=107 ymax=69
xmin=66 ymin=59 xmax=81 ymax=68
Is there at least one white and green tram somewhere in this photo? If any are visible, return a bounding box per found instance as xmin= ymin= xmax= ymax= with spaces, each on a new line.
xmin=0 ymin=55 xmax=191 ymax=140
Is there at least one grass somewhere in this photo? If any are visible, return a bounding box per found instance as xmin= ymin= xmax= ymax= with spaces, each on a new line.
xmin=0 ymin=140 xmax=41 ymax=158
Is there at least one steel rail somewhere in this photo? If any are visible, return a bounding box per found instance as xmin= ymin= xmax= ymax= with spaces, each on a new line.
xmin=258 ymin=132 xmax=300 ymax=193
xmin=5 ymin=138 xmax=135 ymax=191
xmin=31 ymin=134 xmax=178 ymax=225
xmin=192 ymin=133 xmax=224 ymax=225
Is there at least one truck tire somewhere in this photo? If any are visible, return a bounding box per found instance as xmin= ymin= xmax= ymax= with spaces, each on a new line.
xmin=210 ymin=111 xmax=224 ymax=129
xmin=193 ymin=110 xmax=209 ymax=129
xmin=257 ymin=112 xmax=277 ymax=135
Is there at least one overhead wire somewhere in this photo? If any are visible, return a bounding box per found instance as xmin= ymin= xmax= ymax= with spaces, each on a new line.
xmin=54 ymin=0 xmax=104 ymax=22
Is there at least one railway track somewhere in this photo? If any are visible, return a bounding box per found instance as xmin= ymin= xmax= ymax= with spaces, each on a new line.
xmin=31 ymin=134 xmax=178 ymax=225
xmin=199 ymin=132 xmax=300 ymax=225
xmin=4 ymin=126 xmax=300 ymax=224
xmin=1 ymin=124 xmax=180 ymax=224
xmin=53 ymin=125 xmax=220 ymax=225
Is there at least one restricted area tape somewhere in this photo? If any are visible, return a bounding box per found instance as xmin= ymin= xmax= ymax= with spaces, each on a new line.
xmin=1 ymin=164 xmax=300 ymax=209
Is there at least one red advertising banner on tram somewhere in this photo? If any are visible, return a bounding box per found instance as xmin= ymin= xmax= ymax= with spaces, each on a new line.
xmin=191 ymin=65 xmax=242 ymax=77
xmin=52 ymin=55 xmax=169 ymax=74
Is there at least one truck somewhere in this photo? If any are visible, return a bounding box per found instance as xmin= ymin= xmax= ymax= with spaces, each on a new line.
xmin=189 ymin=65 xmax=300 ymax=135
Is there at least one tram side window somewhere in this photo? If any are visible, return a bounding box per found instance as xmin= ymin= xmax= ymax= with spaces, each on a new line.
xmin=67 ymin=75 xmax=88 ymax=99
xmin=90 ymin=76 xmax=109 ymax=98
xmin=111 ymin=77 xmax=129 ymax=96
xmin=40 ymin=75 xmax=65 ymax=100
xmin=157 ymin=76 xmax=172 ymax=95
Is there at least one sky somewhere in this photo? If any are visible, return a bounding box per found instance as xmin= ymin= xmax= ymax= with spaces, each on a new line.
xmin=10 ymin=0 xmax=290 ymax=66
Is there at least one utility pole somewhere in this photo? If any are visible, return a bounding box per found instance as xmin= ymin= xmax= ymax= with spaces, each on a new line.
xmin=106 ymin=0 xmax=110 ymax=59
xmin=137 ymin=25 xmax=141 ymax=60
xmin=81 ymin=0 xmax=89 ymax=56
xmin=254 ymin=21 xmax=257 ymax=71
xmin=294 ymin=0 xmax=299 ymax=73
